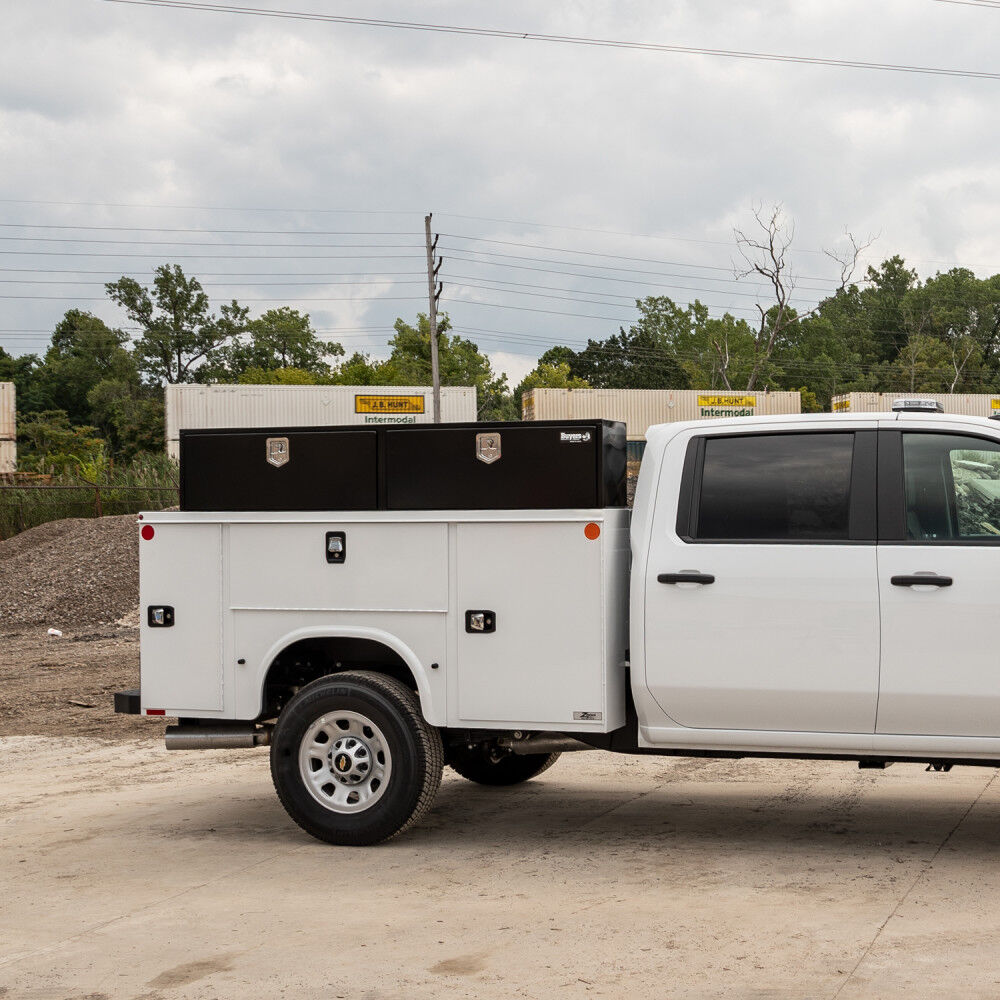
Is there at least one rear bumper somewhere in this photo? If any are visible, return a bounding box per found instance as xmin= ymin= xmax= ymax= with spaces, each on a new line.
xmin=114 ymin=689 xmax=141 ymax=715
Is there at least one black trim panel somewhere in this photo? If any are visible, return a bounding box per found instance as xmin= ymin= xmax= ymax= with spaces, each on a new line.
xmin=114 ymin=689 xmax=141 ymax=715
xmin=877 ymin=429 xmax=905 ymax=541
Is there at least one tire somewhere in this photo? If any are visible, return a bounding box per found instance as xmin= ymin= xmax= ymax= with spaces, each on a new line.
xmin=447 ymin=743 xmax=561 ymax=786
xmin=270 ymin=671 xmax=443 ymax=846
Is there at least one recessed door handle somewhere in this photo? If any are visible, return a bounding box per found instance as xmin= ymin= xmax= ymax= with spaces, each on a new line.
xmin=891 ymin=574 xmax=953 ymax=588
xmin=658 ymin=572 xmax=715 ymax=585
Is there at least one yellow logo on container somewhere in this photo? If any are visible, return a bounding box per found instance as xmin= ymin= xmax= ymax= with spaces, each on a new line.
xmin=355 ymin=394 xmax=425 ymax=414
xmin=697 ymin=395 xmax=756 ymax=407
xmin=833 ymin=399 xmax=851 ymax=411
xmin=991 ymin=399 xmax=1000 ymax=410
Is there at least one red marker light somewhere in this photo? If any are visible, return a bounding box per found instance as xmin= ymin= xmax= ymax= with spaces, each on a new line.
xmin=584 ymin=522 xmax=601 ymax=540
xmin=145 ymin=709 xmax=165 ymax=716
xmin=141 ymin=525 xmax=155 ymax=540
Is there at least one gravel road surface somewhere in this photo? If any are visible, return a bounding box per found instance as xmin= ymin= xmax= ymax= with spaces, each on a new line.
xmin=3 ymin=738 xmax=1000 ymax=999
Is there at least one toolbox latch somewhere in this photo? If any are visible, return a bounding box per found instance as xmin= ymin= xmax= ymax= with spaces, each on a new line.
xmin=465 ymin=610 xmax=496 ymax=634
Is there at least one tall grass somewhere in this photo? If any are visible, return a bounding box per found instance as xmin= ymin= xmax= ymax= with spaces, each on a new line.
xmin=0 ymin=453 xmax=179 ymax=540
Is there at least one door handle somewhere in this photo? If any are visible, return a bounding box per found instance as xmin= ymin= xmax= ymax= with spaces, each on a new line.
xmin=658 ymin=572 xmax=715 ymax=585
xmin=890 ymin=574 xmax=953 ymax=588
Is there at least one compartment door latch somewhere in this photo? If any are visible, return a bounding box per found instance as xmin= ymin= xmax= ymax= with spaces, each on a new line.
xmin=465 ymin=610 xmax=496 ymax=633
xmin=326 ymin=531 xmax=347 ymax=564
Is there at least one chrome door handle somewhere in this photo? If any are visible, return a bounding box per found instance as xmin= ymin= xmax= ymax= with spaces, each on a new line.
xmin=890 ymin=574 xmax=953 ymax=588
xmin=658 ymin=572 xmax=715 ymax=585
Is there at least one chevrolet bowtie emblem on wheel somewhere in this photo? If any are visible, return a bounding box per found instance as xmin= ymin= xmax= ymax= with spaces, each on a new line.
xmin=475 ymin=432 xmax=501 ymax=465
xmin=266 ymin=437 xmax=289 ymax=468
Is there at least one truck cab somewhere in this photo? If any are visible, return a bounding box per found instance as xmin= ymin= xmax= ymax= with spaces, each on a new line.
xmin=633 ymin=409 xmax=1000 ymax=755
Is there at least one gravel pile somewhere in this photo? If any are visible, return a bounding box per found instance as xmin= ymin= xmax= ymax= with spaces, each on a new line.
xmin=0 ymin=515 xmax=140 ymax=632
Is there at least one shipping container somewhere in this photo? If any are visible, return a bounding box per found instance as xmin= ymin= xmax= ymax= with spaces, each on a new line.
xmin=165 ymin=384 xmax=477 ymax=460
xmin=831 ymin=392 xmax=1000 ymax=416
xmin=522 ymin=388 xmax=802 ymax=452
xmin=0 ymin=382 xmax=15 ymax=474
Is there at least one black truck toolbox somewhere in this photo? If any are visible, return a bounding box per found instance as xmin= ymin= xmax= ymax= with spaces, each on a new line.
xmin=179 ymin=420 xmax=626 ymax=511
xmin=180 ymin=428 xmax=378 ymax=511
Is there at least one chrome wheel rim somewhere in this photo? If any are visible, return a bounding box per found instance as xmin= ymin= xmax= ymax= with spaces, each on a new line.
xmin=298 ymin=710 xmax=392 ymax=813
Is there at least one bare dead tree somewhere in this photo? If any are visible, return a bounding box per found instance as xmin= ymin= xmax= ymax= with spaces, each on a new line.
xmin=722 ymin=204 xmax=874 ymax=391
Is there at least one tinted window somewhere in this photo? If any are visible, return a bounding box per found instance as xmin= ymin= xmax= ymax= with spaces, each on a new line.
xmin=695 ymin=433 xmax=854 ymax=540
xmin=903 ymin=433 xmax=1000 ymax=541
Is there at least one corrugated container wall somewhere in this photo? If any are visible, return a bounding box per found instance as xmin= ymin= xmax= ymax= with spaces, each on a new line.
xmin=522 ymin=389 xmax=802 ymax=443
xmin=0 ymin=382 xmax=15 ymax=474
xmin=165 ymin=384 xmax=478 ymax=459
xmin=831 ymin=392 xmax=1000 ymax=416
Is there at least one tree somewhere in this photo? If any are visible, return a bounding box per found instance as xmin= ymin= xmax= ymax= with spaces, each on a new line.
xmin=201 ymin=307 xmax=343 ymax=382
xmin=236 ymin=366 xmax=323 ymax=385
xmin=332 ymin=352 xmax=399 ymax=386
xmin=16 ymin=410 xmax=106 ymax=474
xmin=513 ymin=361 xmax=589 ymax=414
xmin=0 ymin=349 xmax=52 ymax=414
xmin=86 ymin=380 xmax=164 ymax=459
xmin=105 ymin=265 xmax=248 ymax=384
xmin=568 ymin=321 xmax=691 ymax=390
xmin=732 ymin=204 xmax=871 ymax=390
xmin=385 ymin=314 xmax=514 ymax=420
xmin=900 ymin=268 xmax=1000 ymax=391
xmin=38 ymin=310 xmax=137 ymax=425
xmin=884 ymin=334 xmax=955 ymax=392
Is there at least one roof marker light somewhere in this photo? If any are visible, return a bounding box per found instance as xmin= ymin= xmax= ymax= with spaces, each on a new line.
xmin=891 ymin=398 xmax=944 ymax=414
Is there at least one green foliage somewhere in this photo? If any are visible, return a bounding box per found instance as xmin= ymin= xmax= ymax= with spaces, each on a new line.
xmin=0 ymin=451 xmax=179 ymax=540
xmin=202 ymin=307 xmax=343 ymax=381
xmin=331 ymin=352 xmax=397 ymax=386
xmin=237 ymin=366 xmax=323 ymax=385
xmin=514 ymin=362 xmax=589 ymax=413
xmin=381 ymin=314 xmax=514 ymax=420
xmin=16 ymin=410 xmax=107 ymax=475
xmin=87 ymin=379 xmax=165 ymax=459
xmin=564 ymin=300 xmax=695 ymax=389
xmin=39 ymin=310 xmax=138 ymax=424
xmin=105 ymin=265 xmax=249 ymax=384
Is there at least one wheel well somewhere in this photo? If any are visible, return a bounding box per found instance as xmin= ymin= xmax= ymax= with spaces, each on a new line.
xmin=261 ymin=636 xmax=418 ymax=719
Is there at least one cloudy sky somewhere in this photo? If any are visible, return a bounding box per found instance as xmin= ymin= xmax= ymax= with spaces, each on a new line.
xmin=3 ymin=0 xmax=1000 ymax=385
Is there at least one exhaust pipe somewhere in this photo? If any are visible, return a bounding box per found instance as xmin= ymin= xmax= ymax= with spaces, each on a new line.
xmin=498 ymin=735 xmax=594 ymax=755
xmin=165 ymin=724 xmax=270 ymax=750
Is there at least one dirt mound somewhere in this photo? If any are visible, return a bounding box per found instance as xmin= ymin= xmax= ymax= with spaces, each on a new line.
xmin=0 ymin=514 xmax=140 ymax=632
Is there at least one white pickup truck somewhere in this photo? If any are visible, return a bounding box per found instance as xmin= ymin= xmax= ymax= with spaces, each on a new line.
xmin=117 ymin=406 xmax=1000 ymax=845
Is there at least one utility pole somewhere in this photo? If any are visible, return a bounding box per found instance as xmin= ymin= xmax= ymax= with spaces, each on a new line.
xmin=424 ymin=213 xmax=443 ymax=423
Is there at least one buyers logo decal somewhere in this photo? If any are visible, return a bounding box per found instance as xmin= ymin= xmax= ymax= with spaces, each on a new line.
xmin=560 ymin=431 xmax=592 ymax=443
xmin=265 ymin=437 xmax=289 ymax=468
xmin=476 ymin=432 xmax=501 ymax=464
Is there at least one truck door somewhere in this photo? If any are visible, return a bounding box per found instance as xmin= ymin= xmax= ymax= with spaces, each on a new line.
xmin=876 ymin=429 xmax=1000 ymax=737
xmin=643 ymin=427 xmax=879 ymax=734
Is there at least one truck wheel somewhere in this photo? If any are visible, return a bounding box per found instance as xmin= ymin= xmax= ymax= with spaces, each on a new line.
xmin=448 ymin=743 xmax=561 ymax=786
xmin=270 ymin=671 xmax=443 ymax=846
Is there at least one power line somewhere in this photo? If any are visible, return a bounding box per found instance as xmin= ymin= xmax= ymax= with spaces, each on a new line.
xmin=0 ymin=224 xmax=415 ymax=236
xmin=0 ymin=236 xmax=421 ymax=248
xmin=100 ymin=0 xmax=1000 ymax=81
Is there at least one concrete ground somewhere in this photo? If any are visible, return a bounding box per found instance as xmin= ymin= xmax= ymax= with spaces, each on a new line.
xmin=2 ymin=738 xmax=1000 ymax=1000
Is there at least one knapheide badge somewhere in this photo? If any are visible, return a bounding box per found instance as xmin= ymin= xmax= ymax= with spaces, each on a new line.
xmin=475 ymin=432 xmax=501 ymax=465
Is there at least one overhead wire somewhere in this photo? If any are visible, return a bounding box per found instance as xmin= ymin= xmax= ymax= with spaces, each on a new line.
xmin=99 ymin=0 xmax=1000 ymax=81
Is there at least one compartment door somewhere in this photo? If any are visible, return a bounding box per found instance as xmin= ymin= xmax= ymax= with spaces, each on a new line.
xmin=456 ymin=521 xmax=605 ymax=726
xmin=140 ymin=523 xmax=224 ymax=712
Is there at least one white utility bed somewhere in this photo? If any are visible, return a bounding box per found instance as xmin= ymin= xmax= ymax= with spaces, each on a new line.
xmin=139 ymin=508 xmax=631 ymax=732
